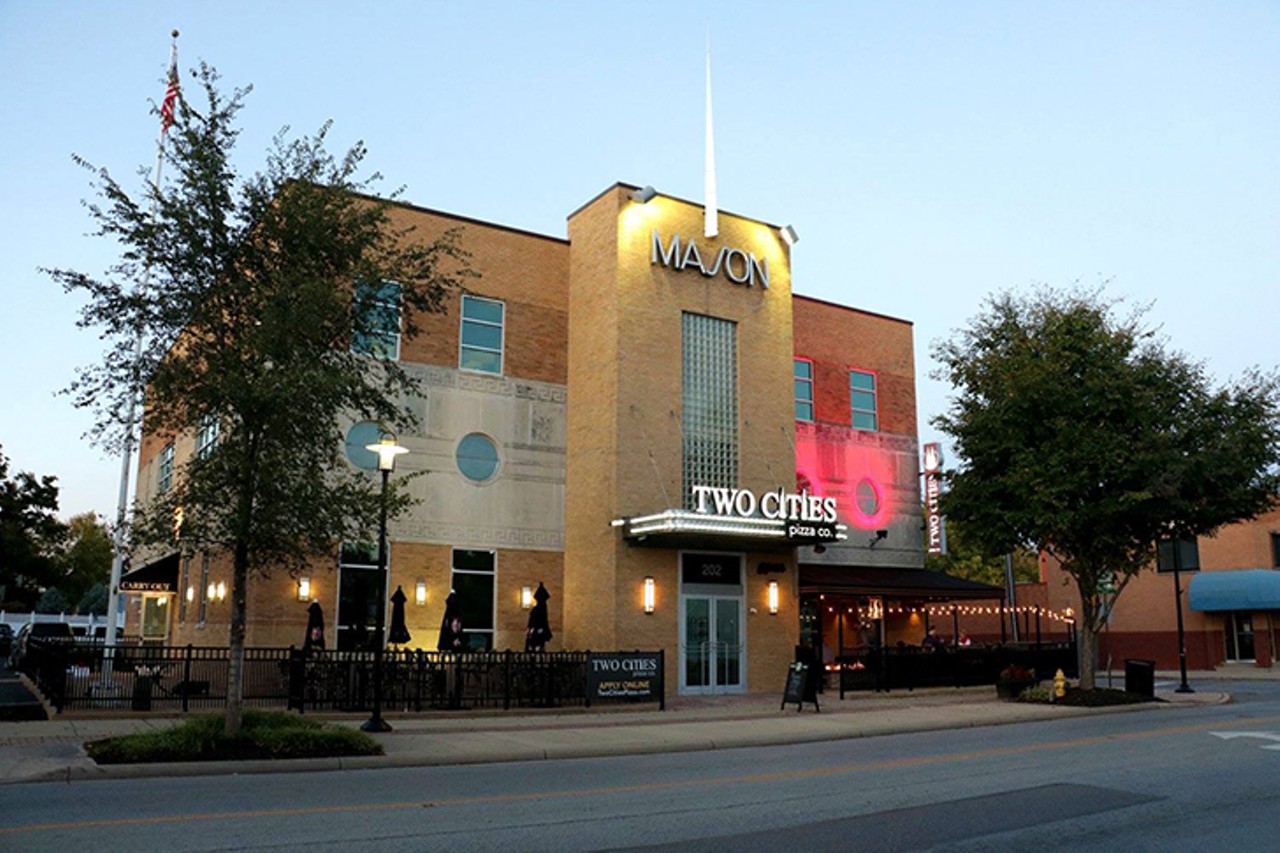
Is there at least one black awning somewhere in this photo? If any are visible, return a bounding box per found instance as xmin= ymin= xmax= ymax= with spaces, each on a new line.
xmin=119 ymin=552 xmax=180 ymax=593
xmin=799 ymin=565 xmax=1005 ymax=601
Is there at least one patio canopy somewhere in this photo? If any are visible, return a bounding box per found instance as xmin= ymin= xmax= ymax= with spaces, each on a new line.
xmin=1188 ymin=569 xmax=1280 ymax=612
xmin=799 ymin=565 xmax=1005 ymax=601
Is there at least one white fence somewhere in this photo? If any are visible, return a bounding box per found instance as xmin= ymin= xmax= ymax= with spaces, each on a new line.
xmin=0 ymin=611 xmax=125 ymax=633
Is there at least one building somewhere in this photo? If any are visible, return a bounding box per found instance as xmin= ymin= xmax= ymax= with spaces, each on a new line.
xmin=1039 ymin=509 xmax=1280 ymax=670
xmin=120 ymin=182 xmax=985 ymax=696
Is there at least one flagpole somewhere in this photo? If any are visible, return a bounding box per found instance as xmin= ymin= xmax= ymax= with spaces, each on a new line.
xmin=703 ymin=36 xmax=718 ymax=239
xmin=103 ymin=30 xmax=180 ymax=677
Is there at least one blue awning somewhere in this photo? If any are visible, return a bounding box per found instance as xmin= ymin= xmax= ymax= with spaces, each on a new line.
xmin=1188 ymin=570 xmax=1280 ymax=612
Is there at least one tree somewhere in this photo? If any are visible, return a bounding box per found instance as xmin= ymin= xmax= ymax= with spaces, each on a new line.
xmin=36 ymin=587 xmax=71 ymax=615
xmin=0 ymin=447 xmax=67 ymax=609
xmin=54 ymin=513 xmax=114 ymax=606
xmin=923 ymin=515 xmax=1038 ymax=589
xmin=78 ymin=582 xmax=110 ymax=616
xmin=48 ymin=65 xmax=472 ymax=732
xmin=932 ymin=288 xmax=1280 ymax=689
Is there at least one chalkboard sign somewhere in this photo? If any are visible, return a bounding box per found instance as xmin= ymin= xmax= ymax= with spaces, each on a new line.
xmin=781 ymin=661 xmax=820 ymax=713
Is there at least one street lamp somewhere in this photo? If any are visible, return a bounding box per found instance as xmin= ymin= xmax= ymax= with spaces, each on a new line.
xmin=361 ymin=434 xmax=407 ymax=733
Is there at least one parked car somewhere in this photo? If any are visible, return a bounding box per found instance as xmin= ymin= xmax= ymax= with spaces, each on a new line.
xmin=0 ymin=623 xmax=12 ymax=658
xmin=7 ymin=622 xmax=75 ymax=672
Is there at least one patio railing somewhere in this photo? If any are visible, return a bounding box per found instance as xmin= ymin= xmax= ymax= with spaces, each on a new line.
xmin=830 ymin=642 xmax=1078 ymax=696
xmin=21 ymin=639 xmax=655 ymax=714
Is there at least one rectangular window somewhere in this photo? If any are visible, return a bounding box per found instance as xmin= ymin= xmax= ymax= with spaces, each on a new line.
xmin=794 ymin=359 xmax=814 ymax=422
xmin=157 ymin=442 xmax=175 ymax=494
xmin=459 ymin=295 xmax=505 ymax=374
xmin=451 ymin=549 xmax=495 ymax=651
xmin=178 ymin=555 xmax=190 ymax=624
xmin=1156 ymin=539 xmax=1201 ymax=573
xmin=352 ymin=280 xmax=401 ymax=359
xmin=198 ymin=553 xmax=209 ymax=625
xmin=850 ymin=369 xmax=878 ymax=431
xmin=682 ymin=312 xmax=738 ymax=506
xmin=1272 ymin=533 xmax=1280 ymax=569
xmin=195 ymin=413 xmax=220 ymax=460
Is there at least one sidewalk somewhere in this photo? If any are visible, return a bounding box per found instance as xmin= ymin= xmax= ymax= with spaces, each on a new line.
xmin=0 ymin=684 xmax=1228 ymax=786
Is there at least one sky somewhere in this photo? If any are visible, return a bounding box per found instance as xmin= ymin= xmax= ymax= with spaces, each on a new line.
xmin=1 ymin=1 xmax=1276 ymax=523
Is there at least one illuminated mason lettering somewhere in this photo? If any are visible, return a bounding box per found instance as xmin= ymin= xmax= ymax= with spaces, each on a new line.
xmin=650 ymin=230 xmax=770 ymax=289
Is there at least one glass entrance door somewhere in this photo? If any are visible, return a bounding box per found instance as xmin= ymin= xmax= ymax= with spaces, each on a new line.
xmin=682 ymin=596 xmax=742 ymax=693
xmin=1226 ymin=612 xmax=1255 ymax=661
xmin=140 ymin=595 xmax=170 ymax=645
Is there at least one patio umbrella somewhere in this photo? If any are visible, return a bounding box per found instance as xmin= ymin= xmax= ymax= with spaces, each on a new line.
xmin=388 ymin=585 xmax=411 ymax=646
xmin=524 ymin=582 xmax=553 ymax=652
xmin=437 ymin=589 xmax=465 ymax=652
xmin=303 ymin=600 xmax=325 ymax=654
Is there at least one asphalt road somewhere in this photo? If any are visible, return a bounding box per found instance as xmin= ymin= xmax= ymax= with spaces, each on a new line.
xmin=2 ymin=680 xmax=1279 ymax=852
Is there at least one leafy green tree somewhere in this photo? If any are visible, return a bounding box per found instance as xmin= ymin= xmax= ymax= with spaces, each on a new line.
xmin=54 ymin=513 xmax=114 ymax=606
xmin=78 ymin=582 xmax=110 ymax=616
xmin=933 ymin=288 xmax=1280 ymax=689
xmin=48 ymin=65 xmax=472 ymax=732
xmin=36 ymin=587 xmax=72 ymax=614
xmin=0 ymin=447 xmax=67 ymax=609
xmin=923 ymin=514 xmax=1038 ymax=589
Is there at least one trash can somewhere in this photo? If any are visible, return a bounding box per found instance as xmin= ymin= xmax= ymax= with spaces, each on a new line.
xmin=1124 ymin=659 xmax=1156 ymax=698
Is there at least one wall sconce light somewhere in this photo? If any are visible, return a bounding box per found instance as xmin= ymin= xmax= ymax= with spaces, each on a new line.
xmin=780 ymin=224 xmax=799 ymax=246
xmin=207 ymin=582 xmax=216 ymax=601
xmin=632 ymin=185 xmax=657 ymax=204
xmin=215 ymin=581 xmax=227 ymax=602
xmin=297 ymin=576 xmax=311 ymax=602
xmin=767 ymin=580 xmax=779 ymax=615
xmin=521 ymin=586 xmax=534 ymax=610
xmin=185 ymin=586 xmax=195 ymax=603
xmin=415 ymin=581 xmax=427 ymax=606
xmin=643 ymin=577 xmax=656 ymax=614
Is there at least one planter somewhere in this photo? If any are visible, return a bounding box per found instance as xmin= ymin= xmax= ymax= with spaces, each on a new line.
xmin=996 ymin=679 xmax=1036 ymax=700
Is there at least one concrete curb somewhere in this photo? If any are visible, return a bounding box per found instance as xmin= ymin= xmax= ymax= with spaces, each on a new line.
xmin=5 ymin=693 xmax=1228 ymax=785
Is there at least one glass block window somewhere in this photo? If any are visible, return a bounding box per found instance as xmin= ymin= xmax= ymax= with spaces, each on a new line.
xmin=157 ymin=442 xmax=175 ymax=494
xmin=794 ymin=359 xmax=814 ymax=422
xmin=451 ymin=549 xmax=495 ymax=651
xmin=682 ymin=312 xmax=738 ymax=506
xmin=352 ymin=280 xmax=401 ymax=359
xmin=850 ymin=369 xmax=878 ymax=431
xmin=460 ymin=295 xmax=504 ymax=374
xmin=195 ymin=413 xmax=220 ymax=460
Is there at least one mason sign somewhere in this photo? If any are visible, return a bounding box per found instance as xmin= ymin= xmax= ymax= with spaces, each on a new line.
xmin=651 ymin=230 xmax=770 ymax=289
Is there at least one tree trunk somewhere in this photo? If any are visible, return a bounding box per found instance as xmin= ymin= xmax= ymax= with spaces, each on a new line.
xmin=1078 ymin=622 xmax=1097 ymax=691
xmin=224 ymin=539 xmax=249 ymax=735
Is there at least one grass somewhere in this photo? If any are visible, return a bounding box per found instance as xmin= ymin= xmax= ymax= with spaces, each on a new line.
xmin=85 ymin=709 xmax=384 ymax=764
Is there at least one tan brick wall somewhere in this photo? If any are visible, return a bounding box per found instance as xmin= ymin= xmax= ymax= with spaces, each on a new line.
xmin=380 ymin=202 xmax=570 ymax=385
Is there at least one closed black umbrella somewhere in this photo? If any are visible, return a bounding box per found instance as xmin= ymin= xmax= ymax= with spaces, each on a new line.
xmin=303 ymin=600 xmax=325 ymax=654
xmin=388 ymin=585 xmax=411 ymax=646
xmin=525 ymin=582 xmax=553 ymax=652
xmin=437 ymin=589 xmax=465 ymax=652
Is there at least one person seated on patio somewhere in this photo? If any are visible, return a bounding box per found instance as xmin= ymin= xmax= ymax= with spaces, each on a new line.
xmin=957 ymin=631 xmax=972 ymax=647
xmin=921 ymin=626 xmax=944 ymax=650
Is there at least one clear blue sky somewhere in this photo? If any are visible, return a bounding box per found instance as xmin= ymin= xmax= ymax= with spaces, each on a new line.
xmin=2 ymin=1 xmax=1276 ymax=522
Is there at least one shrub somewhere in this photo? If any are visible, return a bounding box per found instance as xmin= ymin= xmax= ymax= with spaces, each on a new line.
xmin=85 ymin=709 xmax=383 ymax=764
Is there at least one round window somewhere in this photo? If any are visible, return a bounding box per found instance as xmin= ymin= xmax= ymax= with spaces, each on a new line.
xmin=456 ymin=433 xmax=499 ymax=482
xmin=855 ymin=478 xmax=880 ymax=517
xmin=344 ymin=421 xmax=383 ymax=471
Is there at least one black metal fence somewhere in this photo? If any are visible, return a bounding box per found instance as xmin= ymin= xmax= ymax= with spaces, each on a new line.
xmin=21 ymin=639 xmax=654 ymax=714
xmin=830 ymin=642 xmax=1078 ymax=696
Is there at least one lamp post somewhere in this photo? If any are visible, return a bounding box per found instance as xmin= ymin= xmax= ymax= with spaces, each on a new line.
xmin=361 ymin=435 xmax=407 ymax=733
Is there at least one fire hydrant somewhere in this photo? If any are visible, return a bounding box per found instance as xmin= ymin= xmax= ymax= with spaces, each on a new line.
xmin=1054 ymin=668 xmax=1066 ymax=700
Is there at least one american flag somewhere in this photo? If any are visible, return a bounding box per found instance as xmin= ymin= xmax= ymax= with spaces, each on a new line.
xmin=160 ymin=53 xmax=179 ymax=132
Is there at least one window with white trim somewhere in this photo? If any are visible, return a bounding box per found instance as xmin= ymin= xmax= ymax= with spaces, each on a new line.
xmin=352 ymin=280 xmax=401 ymax=359
xmin=195 ymin=413 xmax=220 ymax=459
xmin=794 ymin=359 xmax=814 ymax=422
xmin=451 ymin=549 xmax=495 ymax=651
xmin=459 ymin=295 xmax=504 ymax=374
xmin=157 ymin=442 xmax=175 ymax=494
xmin=850 ymin=370 xmax=878 ymax=431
